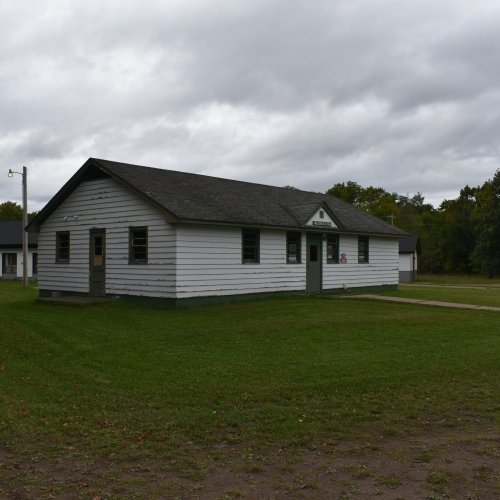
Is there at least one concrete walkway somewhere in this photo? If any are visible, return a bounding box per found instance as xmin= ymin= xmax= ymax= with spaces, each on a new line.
xmin=347 ymin=294 xmax=500 ymax=312
xmin=402 ymin=283 xmax=500 ymax=290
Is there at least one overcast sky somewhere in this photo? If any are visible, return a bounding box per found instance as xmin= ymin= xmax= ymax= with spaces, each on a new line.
xmin=2 ymin=0 xmax=500 ymax=211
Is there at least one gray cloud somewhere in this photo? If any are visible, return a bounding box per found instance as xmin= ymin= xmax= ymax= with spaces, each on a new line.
xmin=1 ymin=0 xmax=500 ymax=211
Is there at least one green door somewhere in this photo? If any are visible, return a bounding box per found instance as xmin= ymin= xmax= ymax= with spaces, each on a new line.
xmin=306 ymin=234 xmax=322 ymax=293
xmin=89 ymin=229 xmax=106 ymax=297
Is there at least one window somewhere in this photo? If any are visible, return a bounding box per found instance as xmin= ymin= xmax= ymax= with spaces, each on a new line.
xmin=94 ymin=236 xmax=103 ymax=257
xmin=326 ymin=234 xmax=339 ymax=263
xmin=319 ymin=210 xmax=324 ymax=219
xmin=242 ymin=229 xmax=260 ymax=263
xmin=286 ymin=232 xmax=301 ymax=263
xmin=56 ymin=232 xmax=70 ymax=263
xmin=32 ymin=253 xmax=38 ymax=275
xmin=129 ymin=227 xmax=148 ymax=264
xmin=358 ymin=236 xmax=369 ymax=263
xmin=309 ymin=244 xmax=318 ymax=262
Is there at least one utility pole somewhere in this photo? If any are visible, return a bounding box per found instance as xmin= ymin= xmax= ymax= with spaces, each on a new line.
xmin=8 ymin=166 xmax=29 ymax=288
xmin=22 ymin=166 xmax=28 ymax=288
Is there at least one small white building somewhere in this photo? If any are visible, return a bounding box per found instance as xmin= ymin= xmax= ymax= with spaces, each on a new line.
xmin=28 ymin=158 xmax=407 ymax=305
xmin=0 ymin=221 xmax=39 ymax=280
xmin=399 ymin=235 xmax=419 ymax=282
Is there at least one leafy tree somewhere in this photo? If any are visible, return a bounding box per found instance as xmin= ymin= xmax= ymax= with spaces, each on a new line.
xmin=327 ymin=181 xmax=398 ymax=221
xmin=358 ymin=187 xmax=398 ymax=220
xmin=438 ymin=186 xmax=478 ymax=273
xmin=327 ymin=181 xmax=363 ymax=205
xmin=327 ymin=181 xmax=443 ymax=273
xmin=395 ymin=193 xmax=441 ymax=273
xmin=418 ymin=210 xmax=444 ymax=274
xmin=0 ymin=201 xmax=39 ymax=222
xmin=471 ymin=170 xmax=500 ymax=277
xmin=28 ymin=211 xmax=39 ymax=222
xmin=0 ymin=201 xmax=23 ymax=221
xmin=326 ymin=173 xmax=500 ymax=276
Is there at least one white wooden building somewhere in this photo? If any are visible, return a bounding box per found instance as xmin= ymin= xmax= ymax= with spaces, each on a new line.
xmin=27 ymin=158 xmax=407 ymax=305
xmin=0 ymin=221 xmax=38 ymax=280
xmin=399 ymin=235 xmax=419 ymax=282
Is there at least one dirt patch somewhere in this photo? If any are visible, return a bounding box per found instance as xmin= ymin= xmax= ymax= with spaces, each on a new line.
xmin=1 ymin=426 xmax=498 ymax=499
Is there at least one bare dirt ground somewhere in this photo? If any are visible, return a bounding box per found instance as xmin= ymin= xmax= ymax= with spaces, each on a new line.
xmin=1 ymin=425 xmax=498 ymax=499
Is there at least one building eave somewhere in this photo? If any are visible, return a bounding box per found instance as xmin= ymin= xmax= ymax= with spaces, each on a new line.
xmin=176 ymin=218 xmax=406 ymax=237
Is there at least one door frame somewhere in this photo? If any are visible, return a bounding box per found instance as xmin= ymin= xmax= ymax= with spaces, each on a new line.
xmin=306 ymin=233 xmax=323 ymax=293
xmin=89 ymin=228 xmax=106 ymax=297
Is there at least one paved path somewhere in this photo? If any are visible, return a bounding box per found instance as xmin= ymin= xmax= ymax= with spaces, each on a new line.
xmin=402 ymin=283 xmax=500 ymax=290
xmin=347 ymin=294 xmax=500 ymax=312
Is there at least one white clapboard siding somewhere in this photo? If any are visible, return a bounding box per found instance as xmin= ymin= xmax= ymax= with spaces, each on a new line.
xmin=322 ymin=235 xmax=399 ymax=289
xmin=176 ymin=225 xmax=306 ymax=298
xmin=38 ymin=178 xmax=176 ymax=297
xmin=399 ymin=252 xmax=418 ymax=272
xmin=37 ymin=175 xmax=399 ymax=299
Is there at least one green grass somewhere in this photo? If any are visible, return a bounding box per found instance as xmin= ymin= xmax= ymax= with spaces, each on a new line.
xmin=417 ymin=274 xmax=500 ymax=286
xmin=0 ymin=281 xmax=499 ymax=465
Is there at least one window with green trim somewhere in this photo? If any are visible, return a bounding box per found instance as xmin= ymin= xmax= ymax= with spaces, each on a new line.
xmin=129 ymin=227 xmax=148 ymax=264
xmin=286 ymin=232 xmax=301 ymax=263
xmin=358 ymin=235 xmax=369 ymax=263
xmin=56 ymin=232 xmax=70 ymax=263
xmin=326 ymin=234 xmax=339 ymax=263
xmin=242 ymin=229 xmax=260 ymax=263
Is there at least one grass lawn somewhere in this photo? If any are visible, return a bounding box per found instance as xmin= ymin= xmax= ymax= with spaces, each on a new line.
xmin=0 ymin=280 xmax=499 ymax=497
xmin=417 ymin=273 xmax=500 ymax=286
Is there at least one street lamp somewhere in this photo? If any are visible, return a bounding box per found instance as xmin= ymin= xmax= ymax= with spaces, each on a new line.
xmin=8 ymin=167 xmax=28 ymax=288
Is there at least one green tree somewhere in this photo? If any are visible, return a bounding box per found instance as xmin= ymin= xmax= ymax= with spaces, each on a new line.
xmin=327 ymin=181 xmax=398 ymax=221
xmin=327 ymin=182 xmax=449 ymax=273
xmin=418 ymin=210 xmax=444 ymax=274
xmin=0 ymin=201 xmax=23 ymax=221
xmin=471 ymin=170 xmax=500 ymax=277
xmin=396 ymin=193 xmax=441 ymax=273
xmin=358 ymin=187 xmax=398 ymax=220
xmin=438 ymin=186 xmax=478 ymax=273
xmin=327 ymin=181 xmax=363 ymax=205
xmin=0 ymin=201 xmax=39 ymax=222
xmin=326 ymin=174 xmax=500 ymax=276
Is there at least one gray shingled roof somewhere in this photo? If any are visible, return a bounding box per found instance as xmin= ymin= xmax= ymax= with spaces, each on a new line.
xmin=29 ymin=158 xmax=407 ymax=237
xmin=0 ymin=221 xmax=38 ymax=246
xmin=399 ymin=235 xmax=419 ymax=253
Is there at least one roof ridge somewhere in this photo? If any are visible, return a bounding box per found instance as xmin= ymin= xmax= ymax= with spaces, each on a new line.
xmin=92 ymin=158 xmax=327 ymax=197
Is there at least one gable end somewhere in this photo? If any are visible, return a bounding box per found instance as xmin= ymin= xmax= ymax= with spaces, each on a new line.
xmin=27 ymin=158 xmax=179 ymax=232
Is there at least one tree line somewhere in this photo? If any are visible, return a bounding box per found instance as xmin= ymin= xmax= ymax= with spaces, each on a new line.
xmin=0 ymin=201 xmax=38 ymax=223
xmin=328 ymin=170 xmax=500 ymax=276
xmin=2 ymin=169 xmax=499 ymax=276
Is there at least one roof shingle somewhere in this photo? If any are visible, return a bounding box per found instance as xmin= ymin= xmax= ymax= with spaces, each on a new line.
xmin=95 ymin=159 xmax=407 ymax=236
xmin=29 ymin=158 xmax=407 ymax=237
xmin=0 ymin=221 xmax=38 ymax=246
